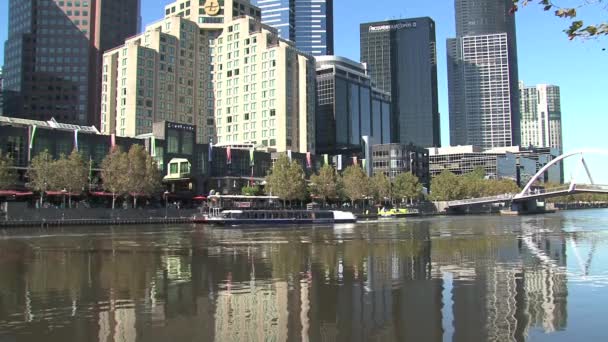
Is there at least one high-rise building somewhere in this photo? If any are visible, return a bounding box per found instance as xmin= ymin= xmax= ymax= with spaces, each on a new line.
xmin=251 ymin=0 xmax=334 ymax=56
xmin=519 ymin=82 xmax=562 ymax=152
xmin=360 ymin=17 xmax=440 ymax=148
xmin=102 ymin=0 xmax=317 ymax=153
xmin=447 ymin=0 xmax=520 ymax=150
xmin=315 ymin=56 xmax=391 ymax=155
xmin=0 ymin=68 xmax=4 ymax=116
xmin=2 ymin=0 xmax=141 ymax=126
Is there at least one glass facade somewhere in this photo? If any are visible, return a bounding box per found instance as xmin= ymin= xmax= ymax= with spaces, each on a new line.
xmin=315 ymin=57 xmax=391 ymax=155
xmin=360 ymin=17 xmax=440 ymax=148
xmin=251 ymin=0 xmax=333 ymax=56
xmin=2 ymin=0 xmax=140 ymax=126
xmin=519 ymin=83 xmax=562 ymax=152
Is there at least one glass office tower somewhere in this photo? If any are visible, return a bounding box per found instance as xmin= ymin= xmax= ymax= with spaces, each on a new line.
xmin=251 ymin=0 xmax=333 ymax=56
xmin=2 ymin=0 xmax=140 ymax=126
xmin=360 ymin=17 xmax=440 ymax=147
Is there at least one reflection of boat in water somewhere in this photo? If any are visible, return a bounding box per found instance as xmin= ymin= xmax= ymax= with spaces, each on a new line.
xmin=378 ymin=207 xmax=420 ymax=218
xmin=205 ymin=209 xmax=356 ymax=225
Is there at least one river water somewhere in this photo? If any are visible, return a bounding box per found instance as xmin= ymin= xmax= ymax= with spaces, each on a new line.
xmin=1 ymin=209 xmax=608 ymax=342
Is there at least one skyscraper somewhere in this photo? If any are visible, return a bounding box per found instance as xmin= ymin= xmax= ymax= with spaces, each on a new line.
xmin=251 ymin=0 xmax=334 ymax=56
xmin=360 ymin=17 xmax=440 ymax=147
xmin=447 ymin=0 xmax=520 ymax=149
xmin=519 ymin=82 xmax=563 ymax=152
xmin=2 ymin=0 xmax=140 ymax=126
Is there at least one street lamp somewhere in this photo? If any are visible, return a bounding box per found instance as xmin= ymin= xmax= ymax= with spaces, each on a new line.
xmin=164 ymin=191 xmax=170 ymax=219
xmin=61 ymin=189 xmax=67 ymax=209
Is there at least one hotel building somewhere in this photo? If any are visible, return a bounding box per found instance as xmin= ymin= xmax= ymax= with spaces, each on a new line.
xmin=101 ymin=0 xmax=317 ymax=153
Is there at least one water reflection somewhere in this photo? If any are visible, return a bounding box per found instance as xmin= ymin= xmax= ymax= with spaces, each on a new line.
xmin=0 ymin=210 xmax=607 ymax=341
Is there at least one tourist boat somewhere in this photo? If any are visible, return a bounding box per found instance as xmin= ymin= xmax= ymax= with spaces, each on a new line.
xmin=202 ymin=208 xmax=357 ymax=225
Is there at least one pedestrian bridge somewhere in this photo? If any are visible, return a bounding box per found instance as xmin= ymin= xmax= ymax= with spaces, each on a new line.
xmin=446 ymin=150 xmax=608 ymax=209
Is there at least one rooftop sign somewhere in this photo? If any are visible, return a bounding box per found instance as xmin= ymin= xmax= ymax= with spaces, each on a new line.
xmin=368 ymin=22 xmax=417 ymax=32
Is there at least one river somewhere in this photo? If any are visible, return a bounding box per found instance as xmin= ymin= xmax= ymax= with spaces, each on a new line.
xmin=1 ymin=209 xmax=608 ymax=341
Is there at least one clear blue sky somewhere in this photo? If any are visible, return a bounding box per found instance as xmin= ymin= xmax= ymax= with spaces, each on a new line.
xmin=1 ymin=1 xmax=607 ymax=182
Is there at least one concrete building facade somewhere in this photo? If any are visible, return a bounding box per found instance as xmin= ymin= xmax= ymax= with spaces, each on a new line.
xmin=360 ymin=17 xmax=440 ymax=147
xmin=101 ymin=0 xmax=317 ymax=153
xmin=2 ymin=0 xmax=141 ymax=126
xmin=428 ymin=145 xmax=562 ymax=186
xmin=315 ymin=56 xmax=391 ymax=155
xmin=251 ymin=0 xmax=334 ymax=56
xmin=520 ymin=82 xmax=563 ymax=152
xmin=447 ymin=0 xmax=520 ymax=150
xmin=372 ymin=143 xmax=430 ymax=188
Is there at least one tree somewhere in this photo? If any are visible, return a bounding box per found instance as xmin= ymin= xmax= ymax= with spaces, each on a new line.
xmin=309 ymin=164 xmax=338 ymax=205
xmin=28 ymin=150 xmax=55 ymax=207
xmin=101 ymin=148 xmax=129 ymax=209
xmin=52 ymin=150 xmax=88 ymax=208
xmin=483 ymin=179 xmax=521 ymax=196
xmin=0 ymin=153 xmax=17 ymax=190
xmin=340 ymin=165 xmax=371 ymax=205
xmin=461 ymin=167 xmax=486 ymax=198
xmin=511 ymin=0 xmax=607 ymax=39
xmin=393 ymin=172 xmax=423 ymax=204
xmin=370 ymin=172 xmax=391 ymax=203
xmin=124 ymin=145 xmax=162 ymax=208
xmin=242 ymin=185 xmax=261 ymax=196
xmin=265 ymin=154 xmax=307 ymax=204
xmin=429 ymin=170 xmax=464 ymax=201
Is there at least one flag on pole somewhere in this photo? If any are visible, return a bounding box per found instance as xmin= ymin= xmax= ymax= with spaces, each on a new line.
xmin=337 ymin=154 xmax=343 ymax=170
xmin=150 ymin=136 xmax=156 ymax=157
xmin=323 ymin=154 xmax=329 ymax=165
xmin=110 ymin=133 xmax=116 ymax=151
xmin=226 ymin=146 xmax=232 ymax=164
xmin=287 ymin=149 xmax=292 ymax=161
xmin=73 ymin=130 xmax=79 ymax=152
xmin=29 ymin=125 xmax=37 ymax=150
xmin=208 ymin=141 xmax=213 ymax=162
xmin=306 ymin=152 xmax=312 ymax=169
xmin=250 ymin=148 xmax=255 ymax=166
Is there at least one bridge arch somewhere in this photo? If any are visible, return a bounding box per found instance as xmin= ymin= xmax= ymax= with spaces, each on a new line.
xmin=515 ymin=149 xmax=608 ymax=199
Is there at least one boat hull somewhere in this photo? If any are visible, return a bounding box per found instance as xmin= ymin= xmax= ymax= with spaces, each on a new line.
xmin=205 ymin=218 xmax=356 ymax=225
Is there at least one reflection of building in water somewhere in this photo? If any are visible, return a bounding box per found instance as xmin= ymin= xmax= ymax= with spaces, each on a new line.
xmin=98 ymin=307 xmax=137 ymax=342
xmin=214 ymin=281 xmax=289 ymax=342
xmin=521 ymin=231 xmax=568 ymax=333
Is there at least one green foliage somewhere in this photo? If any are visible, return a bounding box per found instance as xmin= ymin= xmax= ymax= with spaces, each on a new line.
xmin=0 ymin=153 xmax=17 ymax=190
xmin=309 ymin=164 xmax=338 ymax=203
xmin=430 ymin=170 xmax=464 ymax=201
xmin=393 ymin=172 xmax=423 ymax=202
xmin=265 ymin=154 xmax=307 ymax=202
xmin=370 ymin=172 xmax=391 ymax=202
xmin=242 ymin=185 xmax=261 ymax=196
xmin=101 ymin=148 xmax=129 ymax=208
xmin=511 ymin=0 xmax=607 ymax=39
xmin=340 ymin=165 xmax=371 ymax=203
xmin=27 ymin=150 xmax=55 ymax=194
xmin=53 ymin=150 xmax=88 ymax=195
xmin=125 ymin=145 xmax=162 ymax=207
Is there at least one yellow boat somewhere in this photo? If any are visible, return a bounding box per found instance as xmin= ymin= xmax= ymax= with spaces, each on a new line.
xmin=378 ymin=207 xmax=419 ymax=218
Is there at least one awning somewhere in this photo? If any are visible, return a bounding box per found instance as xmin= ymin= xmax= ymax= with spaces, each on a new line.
xmin=45 ymin=191 xmax=81 ymax=196
xmin=90 ymin=191 xmax=114 ymax=197
xmin=0 ymin=190 xmax=34 ymax=197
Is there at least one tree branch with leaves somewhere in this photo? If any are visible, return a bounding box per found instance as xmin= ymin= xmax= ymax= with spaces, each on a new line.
xmin=0 ymin=153 xmax=18 ymax=190
xmin=511 ymin=0 xmax=608 ymax=39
